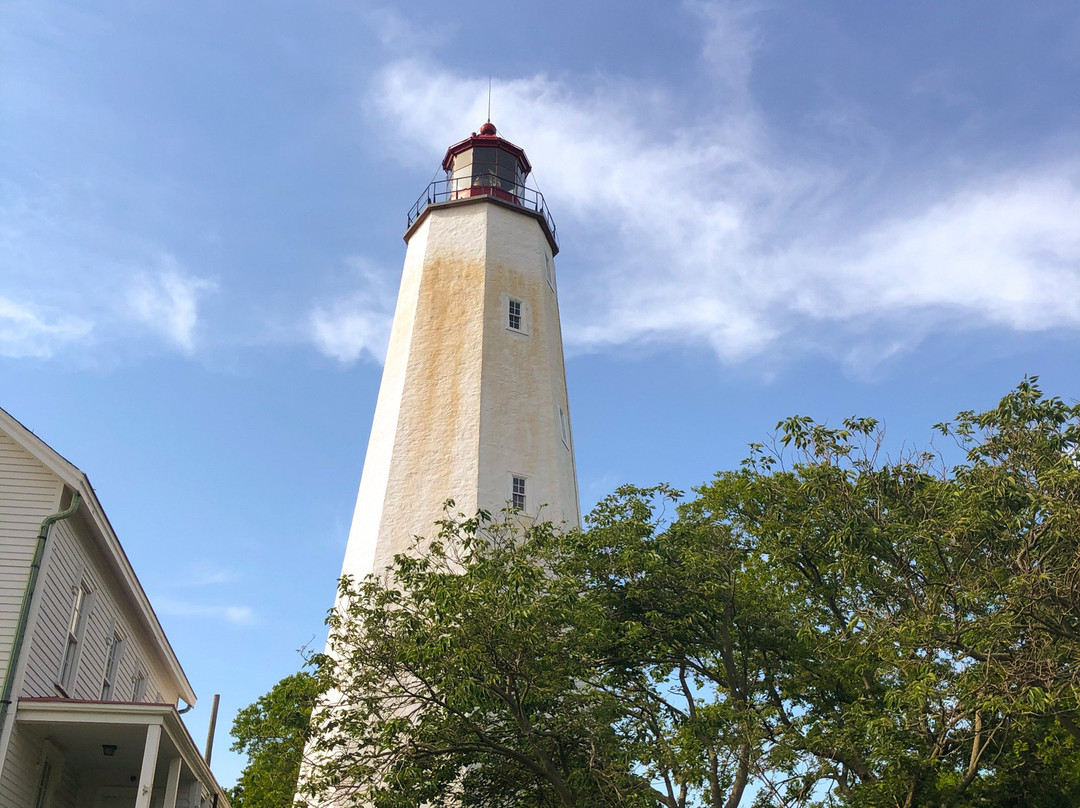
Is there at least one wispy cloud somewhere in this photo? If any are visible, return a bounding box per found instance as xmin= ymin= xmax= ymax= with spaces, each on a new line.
xmin=173 ymin=562 xmax=239 ymax=588
xmin=154 ymin=595 xmax=256 ymax=626
xmin=0 ymin=296 xmax=93 ymax=359
xmin=806 ymin=172 xmax=1080 ymax=327
xmin=125 ymin=263 xmax=216 ymax=354
xmin=309 ymin=257 xmax=396 ymax=365
xmin=360 ymin=2 xmax=1080 ymax=369
xmin=690 ymin=0 xmax=764 ymax=99
xmin=1 ymin=169 xmax=218 ymax=361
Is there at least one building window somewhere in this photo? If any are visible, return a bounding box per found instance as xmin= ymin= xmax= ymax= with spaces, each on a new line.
xmin=502 ymin=294 xmax=530 ymax=335
xmin=100 ymin=632 xmax=123 ymax=700
xmin=59 ymin=583 xmax=90 ymax=691
xmin=34 ymin=741 xmax=62 ymax=808
xmin=512 ymin=476 xmax=526 ymax=511
xmin=33 ymin=759 xmax=52 ymax=808
xmin=132 ymin=670 xmax=147 ymax=702
xmin=559 ymin=406 xmax=569 ymax=447
xmin=544 ymin=254 xmax=555 ymax=291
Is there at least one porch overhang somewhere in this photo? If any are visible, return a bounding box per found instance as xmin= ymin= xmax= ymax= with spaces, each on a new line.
xmin=16 ymin=698 xmax=229 ymax=806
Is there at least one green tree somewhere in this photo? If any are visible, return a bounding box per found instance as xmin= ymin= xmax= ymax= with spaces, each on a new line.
xmin=303 ymin=510 xmax=663 ymax=808
xmin=292 ymin=380 xmax=1080 ymax=808
xmin=935 ymin=379 xmax=1080 ymax=742
xmin=558 ymin=380 xmax=1080 ymax=806
xmin=569 ymin=483 xmax=774 ymax=808
xmin=228 ymin=671 xmax=321 ymax=808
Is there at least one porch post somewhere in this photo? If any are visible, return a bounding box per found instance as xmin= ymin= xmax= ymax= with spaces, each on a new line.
xmin=163 ymin=756 xmax=183 ymax=808
xmin=135 ymin=723 xmax=162 ymax=808
xmin=185 ymin=781 xmax=205 ymax=806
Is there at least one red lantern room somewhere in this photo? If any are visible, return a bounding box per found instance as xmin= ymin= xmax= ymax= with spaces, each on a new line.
xmin=406 ymin=121 xmax=558 ymax=254
xmin=442 ymin=122 xmax=531 ymax=204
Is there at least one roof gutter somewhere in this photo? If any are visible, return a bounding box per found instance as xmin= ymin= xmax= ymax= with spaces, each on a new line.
xmin=0 ymin=492 xmax=82 ymax=736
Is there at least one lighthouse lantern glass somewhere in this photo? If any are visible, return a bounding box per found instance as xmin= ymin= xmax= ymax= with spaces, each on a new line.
xmin=448 ymin=145 xmax=524 ymax=202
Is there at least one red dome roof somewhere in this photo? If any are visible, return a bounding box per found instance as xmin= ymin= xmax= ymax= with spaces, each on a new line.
xmin=441 ymin=122 xmax=532 ymax=176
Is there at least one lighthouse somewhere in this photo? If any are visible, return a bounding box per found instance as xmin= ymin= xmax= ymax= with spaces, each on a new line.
xmin=339 ymin=121 xmax=581 ymax=584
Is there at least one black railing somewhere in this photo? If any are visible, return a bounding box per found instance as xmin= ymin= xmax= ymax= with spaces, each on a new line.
xmin=407 ymin=177 xmax=558 ymax=246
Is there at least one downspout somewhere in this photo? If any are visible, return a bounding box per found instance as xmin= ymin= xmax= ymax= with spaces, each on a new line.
xmin=0 ymin=492 xmax=82 ymax=735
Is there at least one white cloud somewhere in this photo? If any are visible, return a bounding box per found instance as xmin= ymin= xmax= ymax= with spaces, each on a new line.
xmin=312 ymin=307 xmax=393 ymax=365
xmin=809 ymin=173 xmax=1080 ymax=328
xmin=224 ymin=605 xmax=256 ymax=624
xmin=309 ymin=257 xmax=395 ymax=365
xmin=0 ymin=296 xmax=93 ymax=359
xmin=153 ymin=595 xmax=256 ymax=626
xmin=689 ymin=0 xmax=764 ymax=98
xmin=361 ymin=3 xmax=1080 ymax=368
xmin=2 ymin=171 xmax=220 ymax=360
xmin=125 ymin=263 xmax=216 ymax=354
xmin=175 ymin=562 xmax=238 ymax=587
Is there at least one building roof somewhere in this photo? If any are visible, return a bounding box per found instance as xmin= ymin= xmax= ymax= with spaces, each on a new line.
xmin=0 ymin=406 xmax=197 ymax=707
xmin=441 ymin=122 xmax=533 ymax=175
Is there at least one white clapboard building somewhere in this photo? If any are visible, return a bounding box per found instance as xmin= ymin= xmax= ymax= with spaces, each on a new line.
xmin=0 ymin=407 xmax=231 ymax=808
xmin=339 ymin=121 xmax=581 ymax=583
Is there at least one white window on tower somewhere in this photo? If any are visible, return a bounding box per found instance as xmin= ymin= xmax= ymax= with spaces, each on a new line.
xmin=58 ymin=582 xmax=90 ymax=692
xmin=100 ymin=632 xmax=123 ymax=700
xmin=511 ymin=476 xmax=527 ymax=511
xmin=502 ymin=294 xmax=530 ymax=335
xmin=544 ymin=253 xmax=555 ymax=291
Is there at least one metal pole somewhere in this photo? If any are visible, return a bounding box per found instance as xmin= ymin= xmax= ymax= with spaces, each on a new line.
xmin=204 ymin=693 xmax=220 ymax=765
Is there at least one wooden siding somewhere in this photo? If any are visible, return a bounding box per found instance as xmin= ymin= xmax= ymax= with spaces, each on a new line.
xmin=0 ymin=728 xmax=89 ymax=808
xmin=0 ymin=421 xmax=215 ymax=806
xmin=0 ymin=430 xmax=62 ymax=698
xmin=2 ymin=506 xmax=177 ymax=804
xmin=0 ymin=419 xmax=218 ymax=805
xmin=21 ymin=517 xmax=172 ymax=705
xmin=0 ymin=726 xmax=35 ymax=807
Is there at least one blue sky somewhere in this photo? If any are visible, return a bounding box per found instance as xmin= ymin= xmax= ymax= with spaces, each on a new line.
xmin=3 ymin=0 xmax=1079 ymax=788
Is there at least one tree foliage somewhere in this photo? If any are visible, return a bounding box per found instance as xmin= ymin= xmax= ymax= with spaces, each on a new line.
xmin=303 ymin=513 xmax=655 ymax=807
xmin=292 ymin=380 xmax=1080 ymax=807
xmin=227 ymin=671 xmax=321 ymax=808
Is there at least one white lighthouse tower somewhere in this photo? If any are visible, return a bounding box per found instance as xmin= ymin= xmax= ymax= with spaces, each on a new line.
xmin=339 ymin=121 xmax=580 ymax=583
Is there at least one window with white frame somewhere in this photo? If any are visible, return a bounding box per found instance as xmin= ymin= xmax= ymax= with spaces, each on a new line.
xmin=100 ymin=631 xmax=123 ymax=700
xmin=511 ymin=476 xmax=527 ymax=511
xmin=34 ymin=740 xmax=62 ymax=808
xmin=132 ymin=669 xmax=147 ymax=702
xmin=544 ymin=253 xmax=555 ymax=291
xmin=58 ymin=582 xmax=90 ymax=691
xmin=502 ymin=294 xmax=530 ymax=335
xmin=33 ymin=759 xmax=52 ymax=808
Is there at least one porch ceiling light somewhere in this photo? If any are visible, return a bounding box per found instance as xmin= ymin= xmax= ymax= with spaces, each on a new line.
xmin=102 ymin=744 xmax=118 ymax=756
